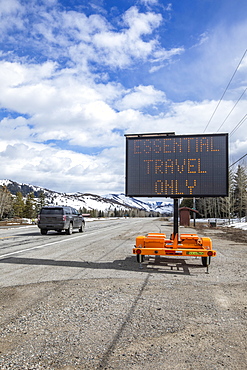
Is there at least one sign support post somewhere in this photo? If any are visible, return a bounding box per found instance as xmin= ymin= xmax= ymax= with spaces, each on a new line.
xmin=173 ymin=198 xmax=179 ymax=239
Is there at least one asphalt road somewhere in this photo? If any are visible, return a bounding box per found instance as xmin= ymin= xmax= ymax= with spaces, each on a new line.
xmin=0 ymin=217 xmax=168 ymax=287
xmin=0 ymin=218 xmax=246 ymax=369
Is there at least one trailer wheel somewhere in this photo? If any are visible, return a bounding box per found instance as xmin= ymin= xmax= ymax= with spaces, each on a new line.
xmin=137 ymin=254 xmax=145 ymax=263
xmin=201 ymin=256 xmax=211 ymax=267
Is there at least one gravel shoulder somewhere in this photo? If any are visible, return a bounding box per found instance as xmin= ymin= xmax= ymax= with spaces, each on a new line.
xmin=0 ymin=220 xmax=246 ymax=369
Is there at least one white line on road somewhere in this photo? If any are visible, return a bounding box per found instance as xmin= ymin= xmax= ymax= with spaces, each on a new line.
xmin=0 ymin=234 xmax=85 ymax=259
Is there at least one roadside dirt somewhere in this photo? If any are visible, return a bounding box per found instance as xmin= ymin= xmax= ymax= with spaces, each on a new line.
xmin=0 ymin=221 xmax=246 ymax=369
xmin=214 ymin=227 xmax=247 ymax=243
xmin=196 ymin=223 xmax=247 ymax=244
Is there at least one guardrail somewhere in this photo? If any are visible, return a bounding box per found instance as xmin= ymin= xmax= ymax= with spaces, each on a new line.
xmin=0 ymin=218 xmax=35 ymax=226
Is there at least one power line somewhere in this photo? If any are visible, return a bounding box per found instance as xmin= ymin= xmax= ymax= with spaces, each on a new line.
xmin=230 ymin=113 xmax=247 ymax=136
xmin=203 ymin=48 xmax=247 ymax=133
xmin=229 ymin=153 xmax=247 ymax=168
xmin=217 ymin=87 xmax=247 ymax=132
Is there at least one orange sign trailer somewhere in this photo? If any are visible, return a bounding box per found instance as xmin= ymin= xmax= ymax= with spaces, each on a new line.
xmin=133 ymin=232 xmax=216 ymax=267
xmin=125 ymin=133 xmax=228 ymax=269
xmin=133 ymin=199 xmax=216 ymax=268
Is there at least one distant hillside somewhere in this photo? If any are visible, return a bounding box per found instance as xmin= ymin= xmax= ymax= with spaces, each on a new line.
xmin=0 ymin=179 xmax=173 ymax=215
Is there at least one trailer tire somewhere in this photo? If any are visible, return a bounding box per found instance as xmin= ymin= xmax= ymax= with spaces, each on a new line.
xmin=201 ymin=256 xmax=211 ymax=267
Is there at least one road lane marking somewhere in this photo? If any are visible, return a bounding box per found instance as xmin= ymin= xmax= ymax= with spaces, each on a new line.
xmin=0 ymin=234 xmax=85 ymax=259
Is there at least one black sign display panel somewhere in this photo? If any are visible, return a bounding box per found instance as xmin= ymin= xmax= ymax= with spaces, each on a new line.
xmin=125 ymin=133 xmax=228 ymax=198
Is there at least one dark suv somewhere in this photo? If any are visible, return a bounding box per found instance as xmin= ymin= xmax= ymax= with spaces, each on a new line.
xmin=38 ymin=206 xmax=85 ymax=235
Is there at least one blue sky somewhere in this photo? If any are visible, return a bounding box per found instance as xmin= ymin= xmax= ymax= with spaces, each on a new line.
xmin=0 ymin=0 xmax=246 ymax=195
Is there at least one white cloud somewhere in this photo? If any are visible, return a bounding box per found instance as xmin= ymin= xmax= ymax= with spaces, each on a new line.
xmin=0 ymin=1 xmax=246 ymax=195
xmin=0 ymin=0 xmax=22 ymax=15
xmin=0 ymin=60 xmax=115 ymax=130
xmin=0 ymin=61 xmax=57 ymax=87
xmin=123 ymin=6 xmax=161 ymax=35
xmin=139 ymin=0 xmax=159 ymax=5
xmin=91 ymin=7 xmax=164 ymax=68
xmin=230 ymin=138 xmax=247 ymax=158
xmin=1 ymin=93 xmax=246 ymax=193
xmin=0 ymin=0 xmax=24 ymax=34
xmin=115 ymin=85 xmax=166 ymax=110
xmin=0 ymin=116 xmax=33 ymax=141
xmin=0 ymin=140 xmax=122 ymax=194
xmin=15 ymin=4 xmax=179 ymax=70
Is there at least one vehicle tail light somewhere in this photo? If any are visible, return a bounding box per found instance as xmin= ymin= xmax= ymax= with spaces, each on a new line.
xmin=63 ymin=215 xmax=66 ymax=221
xmin=136 ymin=249 xmax=142 ymax=254
xmin=207 ymin=251 xmax=213 ymax=256
xmin=38 ymin=215 xmax=40 ymax=221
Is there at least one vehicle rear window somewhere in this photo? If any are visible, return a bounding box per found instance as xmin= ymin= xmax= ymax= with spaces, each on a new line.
xmin=64 ymin=207 xmax=72 ymax=214
xmin=41 ymin=208 xmax=63 ymax=215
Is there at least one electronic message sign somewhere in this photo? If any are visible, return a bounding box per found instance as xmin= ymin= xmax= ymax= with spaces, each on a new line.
xmin=125 ymin=133 xmax=228 ymax=198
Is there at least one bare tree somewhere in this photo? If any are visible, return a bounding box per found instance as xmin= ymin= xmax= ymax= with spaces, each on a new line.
xmin=0 ymin=186 xmax=13 ymax=219
xmin=233 ymin=165 xmax=247 ymax=219
xmin=196 ymin=168 xmax=236 ymax=220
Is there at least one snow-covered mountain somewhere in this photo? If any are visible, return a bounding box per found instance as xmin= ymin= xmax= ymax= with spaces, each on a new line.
xmin=0 ymin=179 xmax=173 ymax=215
xmin=104 ymin=193 xmax=173 ymax=215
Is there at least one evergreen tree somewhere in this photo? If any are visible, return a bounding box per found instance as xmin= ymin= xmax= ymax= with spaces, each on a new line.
xmin=90 ymin=209 xmax=97 ymax=217
xmin=80 ymin=207 xmax=88 ymax=214
xmin=180 ymin=198 xmax=193 ymax=208
xmin=23 ymin=192 xmax=36 ymax=219
xmin=13 ymin=192 xmax=25 ymax=218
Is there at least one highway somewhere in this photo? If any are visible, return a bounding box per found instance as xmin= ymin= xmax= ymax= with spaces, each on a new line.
xmin=0 ymin=218 xmax=165 ymax=287
xmin=0 ymin=218 xmax=246 ymax=369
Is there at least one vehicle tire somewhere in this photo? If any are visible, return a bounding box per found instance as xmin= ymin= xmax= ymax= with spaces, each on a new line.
xmin=79 ymin=222 xmax=85 ymax=233
xmin=201 ymin=256 xmax=211 ymax=267
xmin=41 ymin=229 xmax=48 ymax=235
xmin=66 ymin=223 xmax=73 ymax=235
xmin=137 ymin=254 xmax=145 ymax=263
